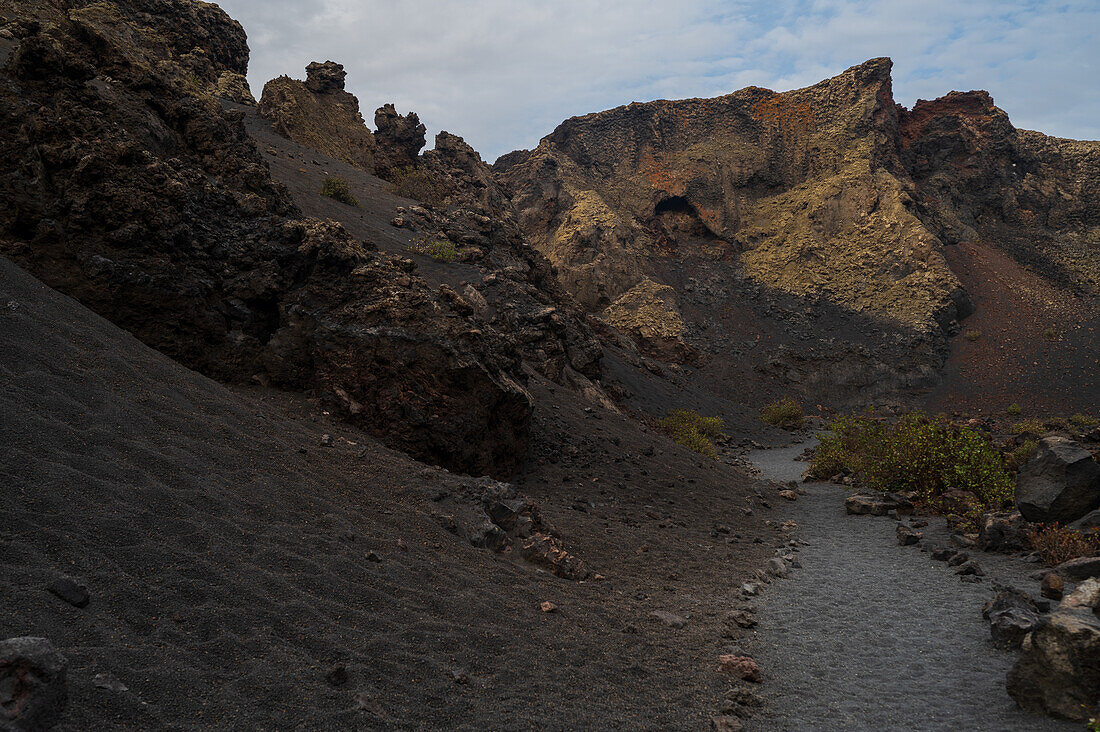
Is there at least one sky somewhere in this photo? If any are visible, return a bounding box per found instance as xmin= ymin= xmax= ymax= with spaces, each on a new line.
xmin=217 ymin=0 xmax=1100 ymax=162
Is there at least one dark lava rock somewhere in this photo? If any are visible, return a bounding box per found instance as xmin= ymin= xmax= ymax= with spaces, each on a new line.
xmin=374 ymin=103 xmax=426 ymax=175
xmin=46 ymin=576 xmax=88 ymax=608
xmin=845 ymin=492 xmax=912 ymax=516
xmin=1070 ymin=509 xmax=1100 ymax=534
xmin=931 ymin=547 xmax=959 ymax=562
xmin=305 ymin=60 xmax=346 ymax=93
xmin=896 ymin=525 xmax=923 ymax=546
xmin=0 ymin=636 xmax=68 ymax=731
xmin=1015 ymin=437 xmax=1100 ymax=524
xmin=947 ymin=552 xmax=970 ymax=567
xmin=1007 ymin=579 xmax=1100 ymax=721
xmin=1051 ymin=556 xmax=1100 ymax=583
xmin=976 ymin=510 xmax=1030 ymax=553
xmin=325 ymin=665 xmax=349 ymax=687
xmin=1041 ymin=573 xmax=1065 ymax=601
xmin=955 ymin=560 xmax=985 ymax=577
xmin=982 ymin=590 xmax=1041 ymax=650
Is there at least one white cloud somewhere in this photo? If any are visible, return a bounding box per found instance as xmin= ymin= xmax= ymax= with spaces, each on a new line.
xmin=216 ymin=0 xmax=1100 ymax=160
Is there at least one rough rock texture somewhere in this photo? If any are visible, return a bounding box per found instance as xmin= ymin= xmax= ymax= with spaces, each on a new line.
xmin=0 ymin=636 xmax=68 ymax=731
xmin=373 ymin=103 xmax=426 ymax=176
xmin=495 ymin=57 xmax=1100 ymax=410
xmin=976 ymin=510 xmax=1030 ymax=553
xmin=1051 ymin=557 xmax=1100 ymax=583
xmin=1016 ymin=437 xmax=1100 ymax=524
xmin=304 ymin=59 xmax=345 ymax=93
xmin=982 ymin=589 xmax=1041 ymax=650
xmin=259 ymin=65 xmax=378 ymax=172
xmin=0 ymin=2 xmax=531 ymax=476
xmin=1007 ymin=578 xmax=1100 ymax=721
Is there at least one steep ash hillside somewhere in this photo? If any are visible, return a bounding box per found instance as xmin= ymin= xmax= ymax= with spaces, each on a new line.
xmin=0 ymin=0 xmax=540 ymax=476
xmin=495 ymin=58 xmax=1100 ymax=413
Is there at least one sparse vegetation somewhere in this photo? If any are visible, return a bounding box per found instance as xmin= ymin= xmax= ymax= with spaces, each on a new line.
xmin=1043 ymin=327 xmax=1058 ymax=341
xmin=809 ymin=413 xmax=1014 ymax=513
xmin=1011 ymin=419 xmax=1046 ymax=435
xmin=1070 ymin=413 xmax=1099 ymax=429
xmin=319 ymin=176 xmax=359 ymax=207
xmin=1006 ymin=403 xmax=1022 ymax=416
xmin=409 ymin=237 xmax=464 ymax=263
xmin=1026 ymin=523 xmax=1100 ymax=565
xmin=387 ymin=165 xmax=448 ymax=207
xmin=760 ymin=398 xmax=806 ymax=430
xmin=964 ymin=329 xmax=981 ymax=342
xmin=659 ymin=408 xmax=724 ymax=459
xmin=1005 ymin=439 xmax=1039 ymax=473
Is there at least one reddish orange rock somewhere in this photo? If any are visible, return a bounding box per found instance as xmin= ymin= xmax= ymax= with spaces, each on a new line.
xmin=717 ymin=654 xmax=762 ymax=682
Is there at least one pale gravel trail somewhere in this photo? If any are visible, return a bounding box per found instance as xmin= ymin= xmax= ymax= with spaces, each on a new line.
xmin=744 ymin=441 xmax=1074 ymax=732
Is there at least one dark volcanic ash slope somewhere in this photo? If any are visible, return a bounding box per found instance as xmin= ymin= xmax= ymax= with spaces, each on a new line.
xmin=495 ymin=58 xmax=1100 ymax=413
xmin=0 ymin=252 xmax=780 ymax=730
xmin=0 ymin=0 xmax=533 ymax=476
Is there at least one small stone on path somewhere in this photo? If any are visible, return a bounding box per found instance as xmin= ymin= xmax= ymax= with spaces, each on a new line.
xmin=717 ymin=654 xmax=762 ymax=682
xmin=46 ymin=576 xmax=89 ymax=608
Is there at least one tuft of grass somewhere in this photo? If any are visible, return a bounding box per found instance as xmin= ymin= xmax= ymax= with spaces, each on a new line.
xmin=760 ymin=398 xmax=806 ymax=430
xmin=1026 ymin=523 xmax=1100 ymax=566
xmin=964 ymin=329 xmax=981 ymax=342
xmin=319 ymin=177 xmax=359 ymax=207
xmin=1006 ymin=403 xmax=1022 ymax=416
xmin=659 ymin=409 xmax=724 ymax=460
xmin=387 ymin=166 xmax=448 ymax=207
xmin=1043 ymin=327 xmax=1058 ymax=342
xmin=809 ymin=412 xmax=1014 ymax=516
xmin=409 ymin=237 xmax=463 ymax=263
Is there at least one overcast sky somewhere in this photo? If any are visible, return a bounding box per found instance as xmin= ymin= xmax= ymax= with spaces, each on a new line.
xmin=217 ymin=0 xmax=1100 ymax=162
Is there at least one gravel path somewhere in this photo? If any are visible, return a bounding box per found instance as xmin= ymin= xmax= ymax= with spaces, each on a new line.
xmin=745 ymin=441 xmax=1074 ymax=732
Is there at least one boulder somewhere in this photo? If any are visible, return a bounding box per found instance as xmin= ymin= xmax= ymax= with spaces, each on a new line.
xmin=1007 ymin=579 xmax=1100 ymax=721
xmin=1051 ymin=556 xmax=1100 ymax=583
xmin=982 ymin=590 xmax=1041 ymax=650
xmin=1041 ymin=573 xmax=1065 ymax=601
xmin=897 ymin=525 xmax=923 ymax=546
xmin=976 ymin=511 xmax=1030 ymax=553
xmin=0 ymin=636 xmax=68 ymax=731
xmin=845 ymin=492 xmax=912 ymax=516
xmin=1015 ymin=437 xmax=1100 ymax=524
xmin=1071 ymin=510 xmax=1100 ymax=534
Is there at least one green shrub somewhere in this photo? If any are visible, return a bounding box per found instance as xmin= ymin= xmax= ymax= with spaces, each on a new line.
xmin=1069 ymin=413 xmax=1099 ymax=428
xmin=1005 ymin=439 xmax=1039 ymax=473
xmin=1010 ymin=419 xmax=1045 ymax=435
xmin=659 ymin=409 xmax=724 ymax=459
xmin=1026 ymin=523 xmax=1100 ymax=565
xmin=809 ymin=412 xmax=1013 ymax=510
xmin=1043 ymin=328 xmax=1058 ymax=342
xmin=760 ymin=398 xmax=806 ymax=430
xmin=1006 ymin=403 xmax=1022 ymax=416
xmin=387 ymin=166 xmax=448 ymax=207
xmin=964 ymin=329 xmax=981 ymax=342
xmin=409 ymin=237 xmax=463 ymax=262
xmin=319 ymin=177 xmax=359 ymax=207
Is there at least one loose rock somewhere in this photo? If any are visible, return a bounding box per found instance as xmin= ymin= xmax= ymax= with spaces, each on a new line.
xmin=46 ymin=576 xmax=89 ymax=608
xmin=1041 ymin=573 xmax=1065 ymax=601
xmin=1015 ymin=436 xmax=1100 ymax=524
xmin=0 ymin=637 xmax=68 ymax=731
xmin=717 ymin=655 xmax=762 ymax=682
xmin=982 ymin=590 xmax=1042 ymax=650
xmin=896 ymin=525 xmax=923 ymax=546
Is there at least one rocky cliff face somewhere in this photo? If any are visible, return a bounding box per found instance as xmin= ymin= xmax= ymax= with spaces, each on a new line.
xmin=0 ymin=0 xmax=531 ymax=476
xmin=256 ymin=61 xmax=602 ymax=386
xmin=495 ymin=58 xmax=1099 ymax=409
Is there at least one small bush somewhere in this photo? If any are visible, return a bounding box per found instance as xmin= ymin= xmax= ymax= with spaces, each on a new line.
xmin=387 ymin=166 xmax=448 ymax=207
xmin=1043 ymin=328 xmax=1058 ymax=342
xmin=1011 ymin=419 xmax=1045 ymax=435
xmin=1006 ymin=403 xmax=1022 ymax=416
xmin=659 ymin=408 xmax=724 ymax=459
xmin=319 ymin=177 xmax=359 ymax=207
xmin=809 ymin=412 xmax=1013 ymax=510
xmin=1070 ymin=413 xmax=1099 ymax=428
xmin=964 ymin=329 xmax=981 ymax=342
xmin=1005 ymin=439 xmax=1039 ymax=473
xmin=409 ymin=237 xmax=463 ymax=263
xmin=1026 ymin=523 xmax=1100 ymax=565
xmin=760 ymin=398 xmax=806 ymax=430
